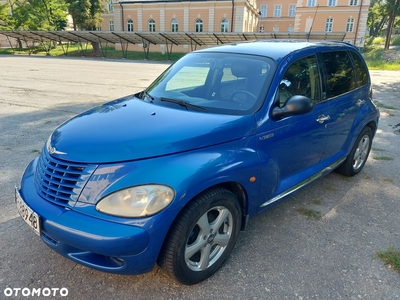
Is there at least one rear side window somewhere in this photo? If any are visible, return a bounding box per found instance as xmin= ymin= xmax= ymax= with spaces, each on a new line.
xmin=350 ymin=51 xmax=368 ymax=87
xmin=321 ymin=51 xmax=355 ymax=98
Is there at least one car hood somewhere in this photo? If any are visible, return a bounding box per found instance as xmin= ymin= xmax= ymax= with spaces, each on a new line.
xmin=47 ymin=96 xmax=256 ymax=163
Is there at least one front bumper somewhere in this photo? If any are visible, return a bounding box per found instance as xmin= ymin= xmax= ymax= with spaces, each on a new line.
xmin=17 ymin=158 xmax=157 ymax=275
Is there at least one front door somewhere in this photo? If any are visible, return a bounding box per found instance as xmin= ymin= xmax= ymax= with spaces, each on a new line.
xmin=256 ymin=54 xmax=329 ymax=208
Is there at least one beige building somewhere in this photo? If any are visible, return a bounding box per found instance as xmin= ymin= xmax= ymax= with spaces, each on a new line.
xmin=1 ymin=0 xmax=370 ymax=51
xmin=258 ymin=0 xmax=370 ymax=47
xmin=101 ymin=0 xmax=369 ymax=52
xmin=101 ymin=0 xmax=263 ymax=52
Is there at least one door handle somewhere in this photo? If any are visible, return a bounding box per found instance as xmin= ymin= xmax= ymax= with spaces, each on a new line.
xmin=356 ymin=99 xmax=365 ymax=106
xmin=316 ymin=115 xmax=330 ymax=124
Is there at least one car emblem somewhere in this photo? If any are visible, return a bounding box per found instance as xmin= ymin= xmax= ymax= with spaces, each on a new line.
xmin=48 ymin=146 xmax=66 ymax=155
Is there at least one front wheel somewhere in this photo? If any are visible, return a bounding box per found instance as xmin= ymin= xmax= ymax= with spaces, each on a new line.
xmin=158 ymin=188 xmax=241 ymax=285
xmin=336 ymin=126 xmax=373 ymax=177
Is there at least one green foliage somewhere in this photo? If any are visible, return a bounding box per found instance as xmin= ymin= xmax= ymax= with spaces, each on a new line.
xmin=367 ymin=0 xmax=400 ymax=50
xmin=370 ymin=37 xmax=385 ymax=45
xmin=296 ymin=208 xmax=322 ymax=220
xmin=375 ymin=102 xmax=397 ymax=109
xmin=0 ymin=43 xmax=187 ymax=62
xmin=392 ymin=35 xmax=400 ymax=46
xmin=376 ymin=246 xmax=400 ymax=273
xmin=66 ymin=0 xmax=90 ymax=30
xmin=0 ymin=2 xmax=14 ymax=30
xmin=368 ymin=0 xmax=388 ymax=37
xmin=3 ymin=0 xmax=67 ymax=30
xmin=373 ymin=156 xmax=394 ymax=160
xmin=387 ymin=0 xmax=400 ymax=15
xmin=66 ymin=0 xmax=103 ymax=30
xmin=363 ymin=46 xmax=400 ymax=70
xmin=366 ymin=35 xmax=400 ymax=46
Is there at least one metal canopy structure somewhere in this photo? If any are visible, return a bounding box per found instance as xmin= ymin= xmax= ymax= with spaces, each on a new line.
xmin=0 ymin=30 xmax=347 ymax=60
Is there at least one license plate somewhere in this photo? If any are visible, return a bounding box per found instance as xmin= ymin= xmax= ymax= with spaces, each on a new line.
xmin=15 ymin=188 xmax=41 ymax=236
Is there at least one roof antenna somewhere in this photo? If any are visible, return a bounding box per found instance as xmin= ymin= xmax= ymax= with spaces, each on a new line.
xmin=307 ymin=4 xmax=319 ymax=42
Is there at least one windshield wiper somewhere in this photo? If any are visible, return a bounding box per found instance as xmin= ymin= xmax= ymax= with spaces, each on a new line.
xmin=160 ymin=97 xmax=207 ymax=111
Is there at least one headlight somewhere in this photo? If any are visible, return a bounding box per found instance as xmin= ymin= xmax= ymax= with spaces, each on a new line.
xmin=96 ymin=185 xmax=174 ymax=217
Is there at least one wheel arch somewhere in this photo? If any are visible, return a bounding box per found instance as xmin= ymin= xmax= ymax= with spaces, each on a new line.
xmin=183 ymin=182 xmax=249 ymax=230
xmin=157 ymin=182 xmax=249 ymax=263
xmin=214 ymin=182 xmax=249 ymax=230
xmin=366 ymin=120 xmax=378 ymax=137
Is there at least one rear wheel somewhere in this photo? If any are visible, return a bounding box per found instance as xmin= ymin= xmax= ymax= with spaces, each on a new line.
xmin=158 ymin=188 xmax=241 ymax=285
xmin=336 ymin=126 xmax=373 ymax=177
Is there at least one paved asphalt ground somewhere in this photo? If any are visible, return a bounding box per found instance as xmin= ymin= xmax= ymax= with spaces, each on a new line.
xmin=0 ymin=55 xmax=399 ymax=299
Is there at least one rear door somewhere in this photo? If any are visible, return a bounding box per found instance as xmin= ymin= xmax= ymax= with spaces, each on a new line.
xmin=318 ymin=50 xmax=363 ymax=165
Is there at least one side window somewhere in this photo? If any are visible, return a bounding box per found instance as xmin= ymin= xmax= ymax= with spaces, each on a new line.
xmin=321 ymin=51 xmax=356 ymax=98
xmin=350 ymin=51 xmax=368 ymax=88
xmin=278 ymin=55 xmax=321 ymax=107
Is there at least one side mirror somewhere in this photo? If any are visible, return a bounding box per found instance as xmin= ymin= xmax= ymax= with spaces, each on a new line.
xmin=272 ymin=95 xmax=314 ymax=119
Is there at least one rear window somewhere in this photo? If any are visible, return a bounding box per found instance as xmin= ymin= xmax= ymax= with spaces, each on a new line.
xmin=321 ymin=51 xmax=356 ymax=98
xmin=350 ymin=51 xmax=368 ymax=88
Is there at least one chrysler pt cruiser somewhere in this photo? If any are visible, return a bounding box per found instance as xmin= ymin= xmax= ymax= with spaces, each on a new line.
xmin=16 ymin=40 xmax=379 ymax=285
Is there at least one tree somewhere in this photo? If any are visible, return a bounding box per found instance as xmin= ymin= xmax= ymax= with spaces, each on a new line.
xmin=65 ymin=0 xmax=90 ymax=30
xmin=65 ymin=0 xmax=104 ymax=55
xmin=367 ymin=0 xmax=388 ymax=37
xmin=0 ymin=1 xmax=14 ymax=30
xmin=66 ymin=0 xmax=103 ymax=30
xmin=384 ymin=0 xmax=400 ymax=50
xmin=2 ymin=0 xmax=67 ymax=31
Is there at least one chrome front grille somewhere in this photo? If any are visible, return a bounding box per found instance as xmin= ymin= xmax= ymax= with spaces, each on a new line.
xmin=34 ymin=149 xmax=97 ymax=206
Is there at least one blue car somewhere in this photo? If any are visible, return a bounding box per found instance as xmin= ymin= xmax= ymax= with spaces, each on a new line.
xmin=16 ymin=40 xmax=379 ymax=285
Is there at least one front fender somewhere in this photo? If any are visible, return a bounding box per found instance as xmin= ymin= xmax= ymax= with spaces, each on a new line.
xmin=73 ymin=137 xmax=260 ymax=264
xmin=78 ymin=136 xmax=261 ymax=222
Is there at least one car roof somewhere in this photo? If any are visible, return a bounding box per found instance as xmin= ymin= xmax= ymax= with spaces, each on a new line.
xmin=196 ymin=40 xmax=358 ymax=61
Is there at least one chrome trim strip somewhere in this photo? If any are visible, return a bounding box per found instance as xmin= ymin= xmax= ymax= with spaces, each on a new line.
xmin=260 ymin=157 xmax=346 ymax=208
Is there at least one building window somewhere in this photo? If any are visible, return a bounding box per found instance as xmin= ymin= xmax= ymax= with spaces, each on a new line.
xmin=350 ymin=0 xmax=358 ymax=5
xmin=273 ymin=26 xmax=279 ymax=32
xmin=308 ymin=0 xmax=316 ymax=6
xmin=289 ymin=5 xmax=296 ymax=17
xmin=127 ymin=19 xmax=133 ymax=32
xmin=221 ymin=18 xmax=229 ymax=32
xmin=288 ymin=25 xmax=294 ymax=32
xmin=325 ymin=18 xmax=333 ymax=32
xmin=108 ymin=2 xmax=114 ymax=12
xmin=260 ymin=5 xmax=267 ymax=18
xmin=195 ymin=19 xmax=203 ymax=32
xmin=346 ymin=18 xmax=354 ymax=32
xmin=171 ymin=19 xmax=178 ymax=32
xmin=149 ymin=19 xmax=155 ymax=32
xmin=274 ymin=5 xmax=282 ymax=18
xmin=109 ymin=20 xmax=114 ymax=31
xmin=328 ymin=0 xmax=336 ymax=6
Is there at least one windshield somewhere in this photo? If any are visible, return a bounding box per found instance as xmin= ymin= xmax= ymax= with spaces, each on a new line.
xmin=142 ymin=52 xmax=275 ymax=115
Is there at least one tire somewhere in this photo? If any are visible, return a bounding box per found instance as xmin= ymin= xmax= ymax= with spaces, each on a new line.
xmin=158 ymin=188 xmax=241 ymax=285
xmin=336 ymin=126 xmax=373 ymax=177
